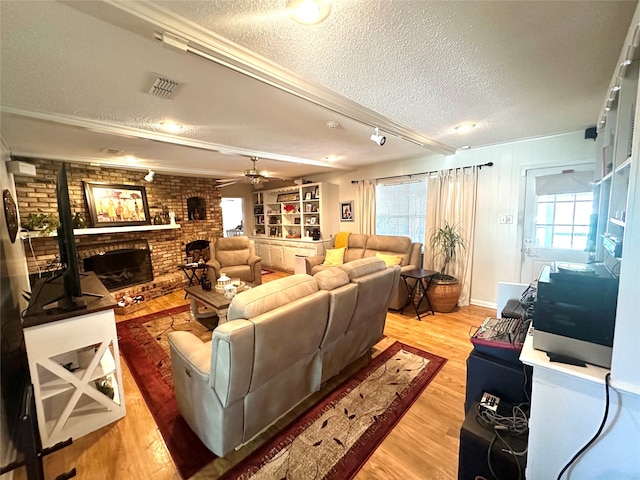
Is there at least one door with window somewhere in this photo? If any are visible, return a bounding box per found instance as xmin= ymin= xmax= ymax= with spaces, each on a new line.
xmin=520 ymin=165 xmax=594 ymax=283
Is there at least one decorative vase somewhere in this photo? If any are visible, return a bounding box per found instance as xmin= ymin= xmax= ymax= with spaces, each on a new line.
xmin=217 ymin=273 xmax=231 ymax=290
xmin=201 ymin=272 xmax=212 ymax=291
xmin=427 ymin=278 xmax=462 ymax=313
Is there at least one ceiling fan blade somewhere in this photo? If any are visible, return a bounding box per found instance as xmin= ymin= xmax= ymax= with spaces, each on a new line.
xmin=215 ymin=180 xmax=241 ymax=188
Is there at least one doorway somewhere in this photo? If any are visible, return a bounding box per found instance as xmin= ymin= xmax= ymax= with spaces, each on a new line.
xmin=520 ymin=164 xmax=594 ymax=283
xmin=221 ymin=197 xmax=244 ymax=237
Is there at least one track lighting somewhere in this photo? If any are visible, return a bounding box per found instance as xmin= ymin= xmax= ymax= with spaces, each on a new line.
xmin=370 ymin=127 xmax=386 ymax=146
xmin=144 ymin=169 xmax=155 ymax=182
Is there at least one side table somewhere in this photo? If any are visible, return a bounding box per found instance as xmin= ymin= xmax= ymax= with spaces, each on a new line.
xmin=400 ymin=268 xmax=438 ymax=321
xmin=178 ymin=263 xmax=208 ymax=298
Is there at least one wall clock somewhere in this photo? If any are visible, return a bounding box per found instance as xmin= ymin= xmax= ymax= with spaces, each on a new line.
xmin=3 ymin=189 xmax=19 ymax=243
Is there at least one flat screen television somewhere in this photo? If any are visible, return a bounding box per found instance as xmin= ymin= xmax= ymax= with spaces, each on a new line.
xmin=43 ymin=163 xmax=88 ymax=312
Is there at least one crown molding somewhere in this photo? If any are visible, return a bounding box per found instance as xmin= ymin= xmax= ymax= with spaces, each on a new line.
xmin=1 ymin=106 xmax=345 ymax=170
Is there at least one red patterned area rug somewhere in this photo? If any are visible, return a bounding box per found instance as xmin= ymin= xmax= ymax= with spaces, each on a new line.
xmin=220 ymin=341 xmax=447 ymax=480
xmin=118 ymin=307 xmax=446 ymax=480
xmin=116 ymin=305 xmax=217 ymax=479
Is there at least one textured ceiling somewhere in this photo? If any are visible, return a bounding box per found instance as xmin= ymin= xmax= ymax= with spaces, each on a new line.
xmin=0 ymin=0 xmax=637 ymax=180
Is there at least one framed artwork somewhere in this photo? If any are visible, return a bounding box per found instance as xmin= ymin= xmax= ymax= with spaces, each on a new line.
xmin=304 ymin=192 xmax=312 ymax=200
xmin=84 ymin=182 xmax=151 ymax=227
xmin=277 ymin=192 xmax=299 ymax=202
xmin=340 ymin=201 xmax=354 ymax=222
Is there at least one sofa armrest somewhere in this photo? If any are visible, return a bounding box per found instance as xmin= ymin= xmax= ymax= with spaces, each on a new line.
xmin=168 ymin=331 xmax=212 ymax=381
xmin=305 ymin=255 xmax=325 ymax=274
xmin=247 ymin=255 xmax=261 ymax=267
xmin=248 ymin=255 xmax=263 ymax=284
xmin=206 ymin=258 xmax=221 ymax=279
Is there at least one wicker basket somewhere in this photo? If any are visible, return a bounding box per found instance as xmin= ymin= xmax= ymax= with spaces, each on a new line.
xmin=427 ymin=279 xmax=461 ymax=313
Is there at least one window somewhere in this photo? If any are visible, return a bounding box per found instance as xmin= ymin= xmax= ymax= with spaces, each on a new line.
xmin=375 ymin=181 xmax=427 ymax=246
xmin=534 ymin=192 xmax=593 ymax=249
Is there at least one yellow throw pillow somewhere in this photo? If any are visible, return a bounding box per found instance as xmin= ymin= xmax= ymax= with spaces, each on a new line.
xmin=323 ymin=247 xmax=346 ymax=266
xmin=376 ymin=252 xmax=403 ymax=267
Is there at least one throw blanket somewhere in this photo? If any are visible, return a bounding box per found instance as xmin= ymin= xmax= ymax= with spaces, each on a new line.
xmin=334 ymin=231 xmax=351 ymax=249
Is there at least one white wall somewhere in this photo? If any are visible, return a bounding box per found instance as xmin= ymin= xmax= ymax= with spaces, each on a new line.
xmin=0 ymin=140 xmax=32 ymax=470
xmin=312 ymin=130 xmax=596 ymax=307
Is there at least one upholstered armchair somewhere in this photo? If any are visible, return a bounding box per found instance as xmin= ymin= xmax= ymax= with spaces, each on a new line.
xmin=206 ymin=236 xmax=262 ymax=285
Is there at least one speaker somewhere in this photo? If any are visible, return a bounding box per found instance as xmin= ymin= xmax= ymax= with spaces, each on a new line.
xmin=6 ymin=161 xmax=37 ymax=177
xmin=584 ymin=126 xmax=597 ymax=140
xmin=458 ymin=402 xmax=528 ymax=480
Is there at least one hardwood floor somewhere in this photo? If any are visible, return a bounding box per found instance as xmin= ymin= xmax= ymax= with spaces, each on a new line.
xmin=33 ymin=272 xmax=494 ymax=480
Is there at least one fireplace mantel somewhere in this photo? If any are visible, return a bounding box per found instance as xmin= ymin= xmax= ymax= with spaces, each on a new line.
xmin=21 ymin=223 xmax=181 ymax=239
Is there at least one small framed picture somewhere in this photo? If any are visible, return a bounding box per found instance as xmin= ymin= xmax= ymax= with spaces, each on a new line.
xmin=304 ymin=192 xmax=312 ymax=200
xmin=340 ymin=201 xmax=354 ymax=222
xmin=309 ymin=217 xmax=317 ymax=225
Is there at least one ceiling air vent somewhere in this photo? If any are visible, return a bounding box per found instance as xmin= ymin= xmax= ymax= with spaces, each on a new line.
xmin=146 ymin=73 xmax=180 ymax=100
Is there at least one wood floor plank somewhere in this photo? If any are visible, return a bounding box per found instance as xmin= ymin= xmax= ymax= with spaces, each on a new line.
xmin=17 ymin=272 xmax=495 ymax=479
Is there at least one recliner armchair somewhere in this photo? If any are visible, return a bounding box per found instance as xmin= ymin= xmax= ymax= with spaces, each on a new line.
xmin=206 ymin=236 xmax=262 ymax=285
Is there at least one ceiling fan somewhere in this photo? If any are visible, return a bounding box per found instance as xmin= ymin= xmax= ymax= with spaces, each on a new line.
xmin=215 ymin=156 xmax=270 ymax=189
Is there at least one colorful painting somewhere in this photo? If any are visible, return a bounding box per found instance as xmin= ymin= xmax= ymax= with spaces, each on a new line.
xmin=84 ymin=182 xmax=151 ymax=227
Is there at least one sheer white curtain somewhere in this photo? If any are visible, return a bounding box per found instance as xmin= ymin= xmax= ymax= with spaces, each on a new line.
xmin=424 ymin=167 xmax=478 ymax=306
xmin=356 ymin=180 xmax=376 ymax=234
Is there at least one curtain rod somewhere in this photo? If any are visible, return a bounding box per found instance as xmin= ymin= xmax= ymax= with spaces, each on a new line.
xmin=350 ymin=161 xmax=493 ymax=184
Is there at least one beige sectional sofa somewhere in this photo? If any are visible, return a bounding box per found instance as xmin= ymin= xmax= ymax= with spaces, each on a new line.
xmin=167 ymin=257 xmax=400 ymax=457
xmin=305 ymin=233 xmax=422 ymax=310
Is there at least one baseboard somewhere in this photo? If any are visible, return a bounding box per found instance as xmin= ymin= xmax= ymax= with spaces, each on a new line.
xmin=470 ymin=299 xmax=497 ymax=310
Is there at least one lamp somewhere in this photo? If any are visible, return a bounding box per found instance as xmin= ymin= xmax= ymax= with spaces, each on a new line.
xmin=370 ymin=127 xmax=386 ymax=146
xmin=144 ymin=169 xmax=155 ymax=182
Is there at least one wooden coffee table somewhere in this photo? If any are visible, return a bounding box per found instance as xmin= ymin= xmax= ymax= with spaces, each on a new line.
xmin=185 ymin=284 xmax=251 ymax=324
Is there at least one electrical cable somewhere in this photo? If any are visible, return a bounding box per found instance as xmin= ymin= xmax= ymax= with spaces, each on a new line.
xmin=476 ymin=402 xmax=529 ymax=480
xmin=556 ymin=372 xmax=611 ymax=480
xmin=26 ymin=232 xmax=42 ymax=277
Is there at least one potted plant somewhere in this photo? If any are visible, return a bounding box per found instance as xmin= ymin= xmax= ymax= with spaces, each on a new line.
xmin=427 ymin=221 xmax=465 ymax=312
xmin=22 ymin=213 xmax=59 ymax=237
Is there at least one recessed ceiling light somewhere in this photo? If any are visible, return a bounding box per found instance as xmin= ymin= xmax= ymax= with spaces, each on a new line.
xmin=160 ymin=121 xmax=183 ymax=133
xmin=287 ymin=0 xmax=332 ymax=25
xmin=454 ymin=122 xmax=477 ymax=133
xmin=324 ymin=155 xmax=338 ymax=162
xmin=326 ymin=120 xmax=340 ymax=129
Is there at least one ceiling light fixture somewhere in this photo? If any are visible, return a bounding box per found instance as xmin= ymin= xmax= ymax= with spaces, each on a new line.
xmin=287 ymin=0 xmax=332 ymax=25
xmin=326 ymin=120 xmax=340 ymax=129
xmin=160 ymin=121 xmax=183 ymax=133
xmin=370 ymin=127 xmax=386 ymax=146
xmin=144 ymin=169 xmax=155 ymax=182
xmin=454 ymin=122 xmax=477 ymax=133
xmin=244 ymin=157 xmax=268 ymax=180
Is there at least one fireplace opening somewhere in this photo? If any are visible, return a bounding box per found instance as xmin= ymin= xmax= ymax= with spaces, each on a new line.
xmin=83 ymin=248 xmax=153 ymax=291
xmin=185 ymin=240 xmax=210 ymax=263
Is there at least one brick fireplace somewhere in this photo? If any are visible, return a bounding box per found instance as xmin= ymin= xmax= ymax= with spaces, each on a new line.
xmin=13 ymin=158 xmax=225 ymax=305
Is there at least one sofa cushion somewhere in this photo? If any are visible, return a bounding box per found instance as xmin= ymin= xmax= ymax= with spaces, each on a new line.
xmin=322 ymin=247 xmax=345 ymax=266
xmin=364 ymin=235 xmax=413 ymax=266
xmin=313 ymin=267 xmax=350 ymax=290
xmin=227 ymin=274 xmax=318 ymax=320
xmin=339 ymin=257 xmax=386 ymax=280
xmin=375 ymin=252 xmax=403 ymax=267
xmin=216 ymin=237 xmax=251 ymax=267
xmin=344 ymin=233 xmax=368 ymax=262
